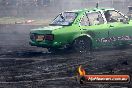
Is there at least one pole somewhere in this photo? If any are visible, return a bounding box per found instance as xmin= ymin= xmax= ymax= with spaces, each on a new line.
xmin=112 ymin=0 xmax=114 ymax=8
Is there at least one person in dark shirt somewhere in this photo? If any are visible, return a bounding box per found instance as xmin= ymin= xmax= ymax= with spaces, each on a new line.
xmin=104 ymin=11 xmax=117 ymax=22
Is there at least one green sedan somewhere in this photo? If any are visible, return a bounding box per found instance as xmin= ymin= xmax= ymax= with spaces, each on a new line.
xmin=29 ymin=8 xmax=132 ymax=52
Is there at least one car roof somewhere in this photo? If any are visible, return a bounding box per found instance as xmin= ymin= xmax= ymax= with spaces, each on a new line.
xmin=64 ymin=8 xmax=115 ymax=13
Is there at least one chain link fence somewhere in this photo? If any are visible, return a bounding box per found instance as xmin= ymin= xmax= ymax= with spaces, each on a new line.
xmin=0 ymin=0 xmax=131 ymax=18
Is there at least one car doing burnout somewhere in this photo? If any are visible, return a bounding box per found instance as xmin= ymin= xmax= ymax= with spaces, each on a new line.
xmin=29 ymin=8 xmax=132 ymax=52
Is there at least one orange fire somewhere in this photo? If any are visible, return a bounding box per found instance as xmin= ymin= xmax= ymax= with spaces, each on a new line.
xmin=78 ymin=65 xmax=86 ymax=76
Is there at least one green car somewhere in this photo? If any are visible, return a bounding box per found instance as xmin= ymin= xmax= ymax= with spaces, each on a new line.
xmin=29 ymin=8 xmax=132 ymax=52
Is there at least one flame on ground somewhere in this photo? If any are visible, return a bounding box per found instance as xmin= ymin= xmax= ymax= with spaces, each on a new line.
xmin=78 ymin=65 xmax=86 ymax=76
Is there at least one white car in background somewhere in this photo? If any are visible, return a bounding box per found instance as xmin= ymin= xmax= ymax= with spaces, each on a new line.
xmin=128 ymin=6 xmax=132 ymax=19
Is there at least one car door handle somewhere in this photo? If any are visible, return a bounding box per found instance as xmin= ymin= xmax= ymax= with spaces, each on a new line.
xmin=110 ymin=25 xmax=114 ymax=27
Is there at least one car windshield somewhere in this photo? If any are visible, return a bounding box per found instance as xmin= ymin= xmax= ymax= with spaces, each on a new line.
xmin=50 ymin=12 xmax=77 ymax=26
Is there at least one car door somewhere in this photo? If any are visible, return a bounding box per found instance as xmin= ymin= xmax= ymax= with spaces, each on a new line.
xmin=106 ymin=10 xmax=132 ymax=47
xmin=79 ymin=11 xmax=110 ymax=49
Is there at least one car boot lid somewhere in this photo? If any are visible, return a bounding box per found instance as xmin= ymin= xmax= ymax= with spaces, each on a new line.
xmin=31 ymin=26 xmax=63 ymax=31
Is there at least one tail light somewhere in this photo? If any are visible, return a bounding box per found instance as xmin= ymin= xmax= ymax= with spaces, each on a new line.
xmin=30 ymin=33 xmax=54 ymax=41
xmin=45 ymin=34 xmax=54 ymax=41
xmin=30 ymin=33 xmax=36 ymax=40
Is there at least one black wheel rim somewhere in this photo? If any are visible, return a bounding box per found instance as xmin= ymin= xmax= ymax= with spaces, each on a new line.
xmin=74 ymin=38 xmax=91 ymax=53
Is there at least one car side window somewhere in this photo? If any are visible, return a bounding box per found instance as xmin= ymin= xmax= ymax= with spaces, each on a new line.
xmin=80 ymin=13 xmax=90 ymax=26
xmin=104 ymin=10 xmax=124 ymax=22
xmin=86 ymin=12 xmax=104 ymax=26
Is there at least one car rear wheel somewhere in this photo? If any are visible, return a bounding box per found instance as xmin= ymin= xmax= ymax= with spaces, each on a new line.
xmin=48 ymin=48 xmax=60 ymax=53
xmin=73 ymin=37 xmax=92 ymax=53
xmin=48 ymin=48 xmax=70 ymax=54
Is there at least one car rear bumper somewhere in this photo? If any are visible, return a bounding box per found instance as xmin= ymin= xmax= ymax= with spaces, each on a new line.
xmin=29 ymin=40 xmax=63 ymax=48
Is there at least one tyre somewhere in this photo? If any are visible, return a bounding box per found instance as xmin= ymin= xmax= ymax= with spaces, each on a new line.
xmin=48 ymin=48 xmax=70 ymax=54
xmin=73 ymin=37 xmax=92 ymax=53
xmin=48 ymin=48 xmax=60 ymax=53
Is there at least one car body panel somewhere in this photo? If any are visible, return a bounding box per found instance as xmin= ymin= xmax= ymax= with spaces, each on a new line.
xmin=29 ymin=8 xmax=132 ymax=50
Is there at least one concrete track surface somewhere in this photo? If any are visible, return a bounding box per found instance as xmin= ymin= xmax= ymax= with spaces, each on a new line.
xmin=0 ymin=24 xmax=132 ymax=88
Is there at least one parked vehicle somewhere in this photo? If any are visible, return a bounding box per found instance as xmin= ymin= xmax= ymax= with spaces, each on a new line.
xmin=127 ymin=6 xmax=132 ymax=19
